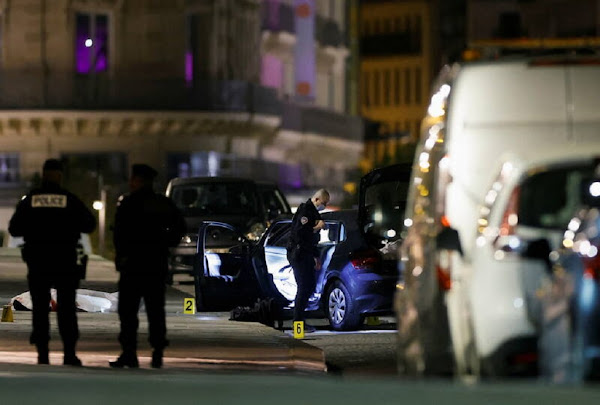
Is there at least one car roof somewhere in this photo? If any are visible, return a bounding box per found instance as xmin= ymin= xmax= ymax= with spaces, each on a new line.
xmin=496 ymin=145 xmax=600 ymax=176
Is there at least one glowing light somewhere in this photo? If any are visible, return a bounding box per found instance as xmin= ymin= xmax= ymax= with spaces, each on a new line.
xmin=563 ymin=238 xmax=574 ymax=248
xmin=590 ymin=182 xmax=600 ymax=197
xmin=476 ymin=236 xmax=486 ymax=247
xmin=508 ymin=214 xmax=518 ymax=226
xmin=484 ymin=190 xmax=498 ymax=205
xmin=568 ymin=218 xmax=581 ymax=232
xmin=494 ymin=250 xmax=505 ymax=260
xmin=92 ymin=200 xmax=103 ymax=210
xmin=439 ymin=156 xmax=450 ymax=170
xmin=404 ymin=218 xmax=413 ymax=227
xmin=564 ymin=230 xmax=575 ymax=240
xmin=85 ymin=38 xmax=93 ymax=48
xmin=386 ymin=229 xmax=397 ymax=238
xmin=501 ymin=162 xmax=514 ymax=177
xmin=508 ymin=237 xmax=520 ymax=250
xmin=588 ymin=245 xmax=598 ymax=258
xmin=513 ymin=297 xmax=524 ymax=309
xmin=427 ymin=84 xmax=451 ymax=118
xmin=412 ymin=266 xmax=423 ymax=277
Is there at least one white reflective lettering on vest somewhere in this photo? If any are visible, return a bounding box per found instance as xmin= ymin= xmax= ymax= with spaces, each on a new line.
xmin=31 ymin=194 xmax=67 ymax=208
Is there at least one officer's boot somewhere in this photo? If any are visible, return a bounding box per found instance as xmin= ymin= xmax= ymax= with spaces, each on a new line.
xmin=36 ymin=344 xmax=49 ymax=365
xmin=63 ymin=345 xmax=82 ymax=367
xmin=109 ymin=351 xmax=139 ymax=368
xmin=151 ymin=349 xmax=163 ymax=369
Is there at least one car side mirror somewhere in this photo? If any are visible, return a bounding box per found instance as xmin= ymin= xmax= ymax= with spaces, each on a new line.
xmin=522 ymin=238 xmax=552 ymax=272
xmin=436 ymin=227 xmax=463 ymax=256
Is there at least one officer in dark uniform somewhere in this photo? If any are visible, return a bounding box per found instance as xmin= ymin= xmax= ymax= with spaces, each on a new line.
xmin=109 ymin=164 xmax=185 ymax=369
xmin=286 ymin=189 xmax=330 ymax=333
xmin=8 ymin=159 xmax=96 ymax=366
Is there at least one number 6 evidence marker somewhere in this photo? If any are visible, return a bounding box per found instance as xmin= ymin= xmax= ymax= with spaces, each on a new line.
xmin=293 ymin=321 xmax=304 ymax=339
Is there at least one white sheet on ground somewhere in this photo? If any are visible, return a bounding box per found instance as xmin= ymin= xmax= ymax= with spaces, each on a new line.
xmin=10 ymin=289 xmax=119 ymax=313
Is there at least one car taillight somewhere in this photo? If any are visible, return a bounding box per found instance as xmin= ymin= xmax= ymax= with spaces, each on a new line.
xmin=499 ymin=186 xmax=521 ymax=236
xmin=582 ymin=251 xmax=600 ymax=280
xmin=436 ymin=249 xmax=452 ymax=291
xmin=350 ymin=249 xmax=380 ymax=270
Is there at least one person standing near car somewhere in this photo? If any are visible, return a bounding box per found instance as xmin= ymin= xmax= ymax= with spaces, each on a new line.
xmin=8 ymin=158 xmax=96 ymax=366
xmin=287 ymin=189 xmax=330 ymax=333
xmin=110 ymin=164 xmax=185 ymax=369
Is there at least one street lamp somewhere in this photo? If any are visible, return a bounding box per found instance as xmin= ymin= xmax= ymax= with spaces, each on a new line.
xmin=93 ymin=188 xmax=106 ymax=256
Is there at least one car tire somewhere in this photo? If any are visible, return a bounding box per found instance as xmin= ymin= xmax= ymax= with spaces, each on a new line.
xmin=326 ymin=281 xmax=362 ymax=331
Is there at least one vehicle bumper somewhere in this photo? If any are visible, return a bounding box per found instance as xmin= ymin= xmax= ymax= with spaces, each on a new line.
xmin=348 ymin=273 xmax=396 ymax=315
xmin=168 ymin=244 xmax=196 ymax=276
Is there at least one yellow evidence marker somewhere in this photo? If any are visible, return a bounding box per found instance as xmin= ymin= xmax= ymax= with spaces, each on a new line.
xmin=293 ymin=321 xmax=304 ymax=339
xmin=1 ymin=304 xmax=14 ymax=322
xmin=183 ymin=298 xmax=196 ymax=314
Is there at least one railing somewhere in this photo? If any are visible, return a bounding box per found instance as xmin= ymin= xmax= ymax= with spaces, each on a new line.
xmin=0 ymin=71 xmax=282 ymax=115
xmin=260 ymin=1 xmax=345 ymax=48
xmin=281 ymin=101 xmax=363 ymax=142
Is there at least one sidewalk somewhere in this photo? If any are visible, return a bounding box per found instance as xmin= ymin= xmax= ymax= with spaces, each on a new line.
xmin=0 ymin=248 xmax=326 ymax=374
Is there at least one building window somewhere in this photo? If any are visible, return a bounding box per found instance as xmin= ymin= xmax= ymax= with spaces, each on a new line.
xmin=404 ymin=69 xmax=411 ymax=104
xmin=0 ymin=153 xmax=19 ymax=183
xmin=75 ymin=12 xmax=109 ymax=74
xmin=415 ymin=68 xmax=422 ymax=104
xmin=394 ymin=68 xmax=401 ymax=105
xmin=374 ymin=70 xmax=380 ymax=106
xmin=363 ymin=71 xmax=370 ymax=107
xmin=384 ymin=70 xmax=390 ymax=105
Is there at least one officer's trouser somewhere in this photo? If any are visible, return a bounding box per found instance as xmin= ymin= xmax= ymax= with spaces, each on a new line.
xmin=288 ymin=249 xmax=316 ymax=323
xmin=27 ymin=269 xmax=79 ymax=353
xmin=117 ymin=272 xmax=168 ymax=354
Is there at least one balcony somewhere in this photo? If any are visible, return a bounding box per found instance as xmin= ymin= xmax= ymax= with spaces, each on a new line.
xmin=260 ymin=1 xmax=345 ymax=48
xmin=0 ymin=71 xmax=282 ymax=115
xmin=281 ymin=102 xmax=363 ymax=142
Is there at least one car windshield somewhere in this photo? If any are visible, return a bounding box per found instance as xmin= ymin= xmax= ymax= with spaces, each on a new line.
xmin=170 ymin=182 xmax=259 ymax=216
xmin=519 ymin=163 xmax=596 ymax=230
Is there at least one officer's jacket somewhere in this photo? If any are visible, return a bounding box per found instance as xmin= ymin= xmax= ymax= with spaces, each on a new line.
xmin=287 ymin=198 xmax=322 ymax=257
xmin=8 ymin=181 xmax=96 ymax=249
xmin=113 ymin=187 xmax=185 ymax=270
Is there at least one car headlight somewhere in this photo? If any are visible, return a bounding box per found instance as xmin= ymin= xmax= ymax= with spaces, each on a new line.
xmin=246 ymin=223 xmax=266 ymax=242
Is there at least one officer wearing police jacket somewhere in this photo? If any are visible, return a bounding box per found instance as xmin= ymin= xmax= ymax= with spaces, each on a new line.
xmin=286 ymin=189 xmax=330 ymax=333
xmin=9 ymin=159 xmax=96 ymax=366
xmin=110 ymin=164 xmax=185 ymax=369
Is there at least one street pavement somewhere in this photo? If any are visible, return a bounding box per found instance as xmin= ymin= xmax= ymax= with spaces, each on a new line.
xmin=0 ymin=248 xmax=325 ymax=373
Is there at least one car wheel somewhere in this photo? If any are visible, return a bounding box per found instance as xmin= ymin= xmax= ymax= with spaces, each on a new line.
xmin=326 ymin=281 xmax=362 ymax=331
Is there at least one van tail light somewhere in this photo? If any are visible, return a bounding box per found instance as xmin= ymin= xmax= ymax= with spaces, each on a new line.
xmin=436 ymin=250 xmax=452 ymax=291
xmin=350 ymin=248 xmax=380 ymax=271
xmin=499 ymin=186 xmax=521 ymax=236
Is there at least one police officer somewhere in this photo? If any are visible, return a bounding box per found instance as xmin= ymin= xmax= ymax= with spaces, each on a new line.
xmin=110 ymin=164 xmax=185 ymax=369
xmin=286 ymin=189 xmax=330 ymax=333
xmin=8 ymin=159 xmax=96 ymax=366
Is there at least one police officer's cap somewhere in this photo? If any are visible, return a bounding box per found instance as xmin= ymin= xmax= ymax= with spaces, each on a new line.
xmin=131 ymin=164 xmax=158 ymax=181
xmin=42 ymin=159 xmax=63 ymax=173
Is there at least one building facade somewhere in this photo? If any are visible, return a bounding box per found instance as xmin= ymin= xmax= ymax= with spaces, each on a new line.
xmin=0 ymin=0 xmax=360 ymax=205
xmin=358 ymin=0 xmax=433 ymax=173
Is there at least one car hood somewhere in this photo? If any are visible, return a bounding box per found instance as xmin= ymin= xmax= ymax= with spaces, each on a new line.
xmin=184 ymin=215 xmax=261 ymax=233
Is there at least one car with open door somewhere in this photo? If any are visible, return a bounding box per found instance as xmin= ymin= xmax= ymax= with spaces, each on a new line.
xmin=192 ymin=165 xmax=411 ymax=328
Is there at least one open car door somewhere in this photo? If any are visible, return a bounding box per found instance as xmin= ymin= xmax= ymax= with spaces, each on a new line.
xmin=194 ymin=221 xmax=258 ymax=311
xmin=358 ymin=163 xmax=412 ymax=250
xmin=256 ymin=218 xmax=345 ymax=312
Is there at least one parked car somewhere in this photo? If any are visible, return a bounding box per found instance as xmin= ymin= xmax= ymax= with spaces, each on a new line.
xmin=187 ymin=163 xmax=411 ymax=322
xmin=523 ymin=178 xmax=600 ymax=383
xmin=165 ymin=177 xmax=291 ymax=284
xmin=397 ymin=54 xmax=600 ymax=377
xmin=195 ymin=210 xmax=398 ymax=329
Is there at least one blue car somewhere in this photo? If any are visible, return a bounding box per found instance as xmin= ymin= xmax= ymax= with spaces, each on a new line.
xmin=194 ymin=209 xmax=398 ymax=330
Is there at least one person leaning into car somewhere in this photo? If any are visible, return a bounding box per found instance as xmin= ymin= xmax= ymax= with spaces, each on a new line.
xmin=286 ymin=189 xmax=330 ymax=333
xmin=8 ymin=159 xmax=97 ymax=366
xmin=110 ymin=164 xmax=185 ymax=369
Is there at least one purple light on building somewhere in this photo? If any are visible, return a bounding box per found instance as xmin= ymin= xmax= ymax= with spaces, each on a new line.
xmin=261 ymin=54 xmax=283 ymax=89
xmin=185 ymin=51 xmax=193 ymax=83
xmin=75 ymin=13 xmax=108 ymax=73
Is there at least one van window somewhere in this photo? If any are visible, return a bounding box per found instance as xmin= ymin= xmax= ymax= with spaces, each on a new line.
xmin=171 ymin=182 xmax=259 ymax=216
xmin=518 ymin=164 xmax=595 ymax=229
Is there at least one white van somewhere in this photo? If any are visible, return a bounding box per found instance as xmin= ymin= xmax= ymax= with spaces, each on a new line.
xmin=396 ymin=55 xmax=600 ymax=377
